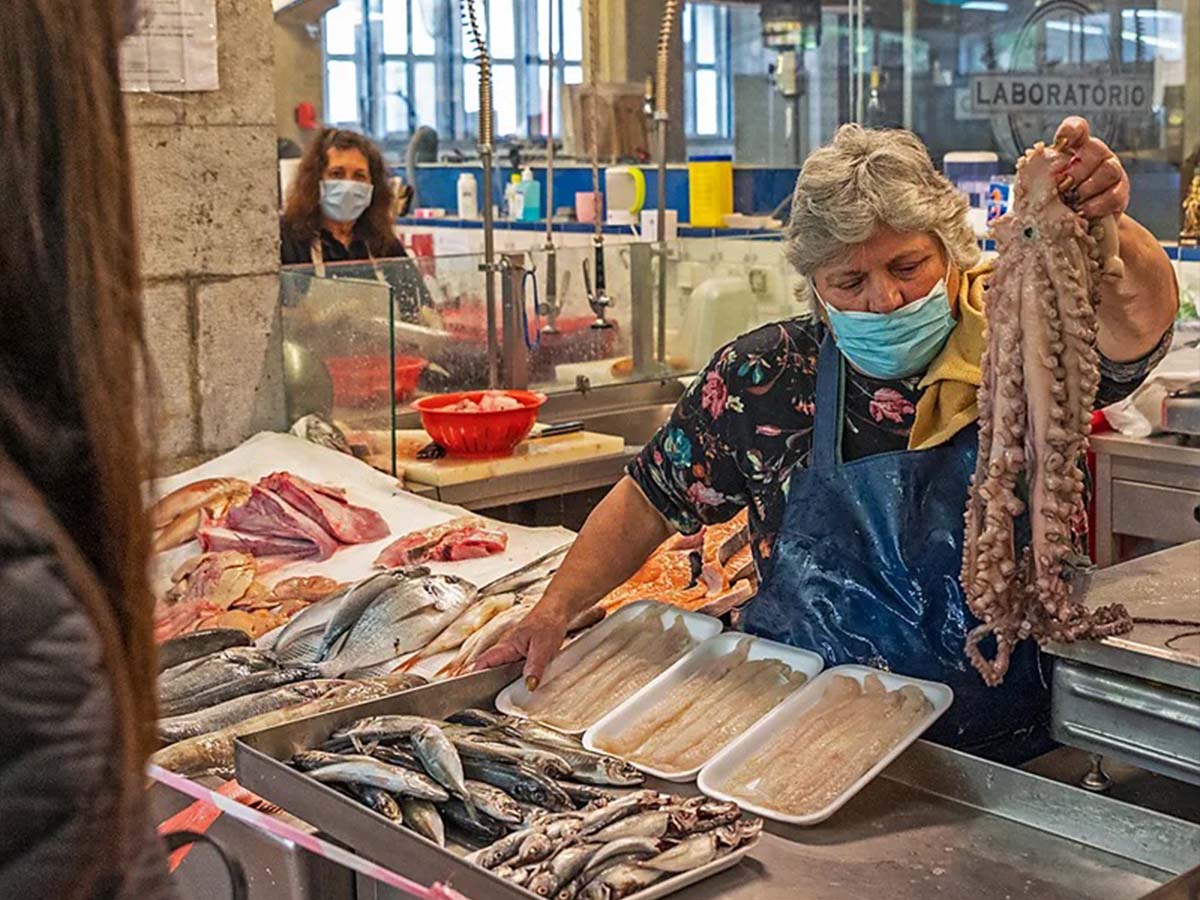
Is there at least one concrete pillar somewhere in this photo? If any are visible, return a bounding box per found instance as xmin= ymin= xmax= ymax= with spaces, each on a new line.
xmin=126 ymin=0 xmax=285 ymax=464
xmin=585 ymin=0 xmax=686 ymax=160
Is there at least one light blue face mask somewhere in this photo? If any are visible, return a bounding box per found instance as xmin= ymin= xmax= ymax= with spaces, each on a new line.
xmin=815 ymin=278 xmax=956 ymax=380
xmin=320 ymin=179 xmax=374 ymax=223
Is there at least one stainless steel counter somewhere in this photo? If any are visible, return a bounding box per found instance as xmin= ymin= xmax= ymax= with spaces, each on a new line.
xmin=237 ymin=670 xmax=1199 ymax=900
xmin=1091 ymin=433 xmax=1200 ymax=566
xmin=1044 ymin=543 xmax=1200 ymax=785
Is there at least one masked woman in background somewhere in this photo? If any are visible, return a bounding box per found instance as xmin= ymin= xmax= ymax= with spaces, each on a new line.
xmin=281 ymin=128 xmax=431 ymax=322
xmin=0 ymin=0 xmax=178 ymax=897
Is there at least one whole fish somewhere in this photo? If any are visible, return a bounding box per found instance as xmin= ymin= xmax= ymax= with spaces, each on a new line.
xmin=149 ymin=674 xmax=423 ymax=778
xmin=400 ymin=591 xmax=517 ymax=671
xmin=465 ymin=828 xmax=530 ymax=869
xmin=320 ymin=574 xmax=476 ymax=676
xmin=641 ymin=832 xmax=719 ymax=873
xmin=440 ymin=798 xmax=506 ymax=843
xmin=315 ymin=570 xmax=411 ymax=661
xmin=577 ymin=791 xmax=661 ymax=836
xmin=464 ymin=779 xmax=524 ymax=824
xmin=554 ymin=781 xmax=615 ymax=808
xmin=580 ymin=837 xmax=661 ymax=874
xmin=159 ymin=665 xmax=320 ymax=718
xmin=400 ymin=797 xmax=445 ymax=846
xmin=271 ymin=583 xmax=353 ymax=653
xmin=409 ymin=723 xmax=472 ymax=810
xmin=592 ymin=810 xmax=671 ymax=842
xmin=159 ymin=647 xmax=279 ymax=702
xmin=292 ymin=749 xmax=355 ymax=771
xmin=527 ymin=843 xmax=602 ymax=897
xmin=461 ymin=758 xmax=573 ymax=811
xmin=446 ymin=708 xmax=506 ymax=728
xmin=485 ymin=731 xmax=640 ymax=786
xmin=452 ymin=737 xmax=572 ymax=779
xmin=352 ymin=785 xmax=404 ymax=823
xmin=331 ymin=715 xmax=440 ymax=742
xmin=158 ymin=629 xmax=251 ymax=671
xmin=577 ymin=862 xmax=663 ymax=900
xmin=479 ymin=547 xmax=568 ymax=597
xmin=515 ymin=831 xmax=556 ymax=866
xmin=158 ymin=680 xmax=341 ymax=744
xmin=309 ymin=758 xmax=449 ymax=801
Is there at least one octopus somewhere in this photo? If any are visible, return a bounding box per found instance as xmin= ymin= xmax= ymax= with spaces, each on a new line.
xmin=962 ymin=139 xmax=1132 ymax=686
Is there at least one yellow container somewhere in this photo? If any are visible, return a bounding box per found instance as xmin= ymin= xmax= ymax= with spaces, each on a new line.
xmin=688 ymin=154 xmax=734 ymax=227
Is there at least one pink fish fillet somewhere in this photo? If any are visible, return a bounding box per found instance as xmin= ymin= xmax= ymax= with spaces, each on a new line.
xmin=374 ymin=516 xmax=507 ymax=567
xmin=259 ymin=472 xmax=389 ymax=544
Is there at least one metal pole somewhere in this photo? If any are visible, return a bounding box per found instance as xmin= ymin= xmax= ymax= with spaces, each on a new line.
xmin=902 ymin=0 xmax=914 ymax=130
xmin=654 ymin=0 xmax=680 ymax=366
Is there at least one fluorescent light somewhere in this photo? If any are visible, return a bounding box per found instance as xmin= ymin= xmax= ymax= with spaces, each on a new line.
xmin=1121 ymin=30 xmax=1179 ymax=50
xmin=961 ymin=1 xmax=1009 ymax=11
xmin=1121 ymin=10 xmax=1181 ymax=20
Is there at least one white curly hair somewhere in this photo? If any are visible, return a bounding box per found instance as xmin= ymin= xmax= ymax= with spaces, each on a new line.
xmin=785 ymin=125 xmax=980 ymax=290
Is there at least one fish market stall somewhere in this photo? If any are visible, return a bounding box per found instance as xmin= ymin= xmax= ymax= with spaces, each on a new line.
xmin=235 ymin=665 xmax=1200 ymax=900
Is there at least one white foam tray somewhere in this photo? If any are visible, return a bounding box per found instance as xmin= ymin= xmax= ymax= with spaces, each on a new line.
xmin=583 ymin=633 xmax=825 ymax=782
xmin=696 ymin=664 xmax=953 ymax=825
xmin=493 ymin=600 xmax=723 ymax=734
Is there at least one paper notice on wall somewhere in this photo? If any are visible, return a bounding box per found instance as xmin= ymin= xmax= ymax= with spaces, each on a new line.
xmin=120 ymin=0 xmax=219 ymax=93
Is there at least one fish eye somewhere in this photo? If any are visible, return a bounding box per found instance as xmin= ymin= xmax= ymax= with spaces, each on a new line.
xmin=1022 ymin=226 xmax=1036 ymax=239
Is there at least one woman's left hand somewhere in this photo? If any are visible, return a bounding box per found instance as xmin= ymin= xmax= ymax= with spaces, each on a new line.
xmin=1053 ymin=116 xmax=1130 ymax=221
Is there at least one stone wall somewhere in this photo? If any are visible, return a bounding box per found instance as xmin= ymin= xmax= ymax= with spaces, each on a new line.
xmin=126 ymin=0 xmax=285 ymax=466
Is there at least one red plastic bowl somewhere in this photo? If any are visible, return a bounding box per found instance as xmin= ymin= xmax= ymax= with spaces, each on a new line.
xmin=412 ymin=390 xmax=546 ymax=457
xmin=326 ymin=355 xmax=426 ymax=407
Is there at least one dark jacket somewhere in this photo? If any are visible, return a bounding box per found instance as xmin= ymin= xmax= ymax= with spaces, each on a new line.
xmin=0 ymin=461 xmax=178 ymax=900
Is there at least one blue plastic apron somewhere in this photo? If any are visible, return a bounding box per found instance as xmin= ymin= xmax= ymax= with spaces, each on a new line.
xmin=741 ymin=333 xmax=1051 ymax=760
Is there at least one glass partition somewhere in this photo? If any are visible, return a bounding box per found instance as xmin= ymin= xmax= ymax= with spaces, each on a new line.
xmin=279 ymin=267 xmax=398 ymax=472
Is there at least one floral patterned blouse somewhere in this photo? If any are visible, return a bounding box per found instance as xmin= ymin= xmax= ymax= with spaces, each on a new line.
xmin=628 ymin=314 xmax=1172 ymax=577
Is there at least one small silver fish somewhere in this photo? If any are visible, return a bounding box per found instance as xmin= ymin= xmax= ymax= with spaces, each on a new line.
xmin=577 ymin=862 xmax=663 ymax=900
xmin=591 ymin=810 xmax=671 ymax=842
xmin=352 ymin=785 xmax=404 ymax=823
xmin=642 ymin=832 xmax=719 ymax=873
xmin=410 ymin=722 xmax=472 ymax=811
xmin=464 ymin=780 xmax=523 ymax=824
xmin=158 ymin=680 xmax=340 ymax=744
xmin=309 ymin=758 xmax=449 ymax=801
xmin=400 ymin=796 xmax=445 ymax=846
xmin=159 ymin=647 xmax=278 ymax=702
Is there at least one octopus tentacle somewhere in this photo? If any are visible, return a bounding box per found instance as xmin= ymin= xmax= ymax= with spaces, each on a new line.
xmin=961 ymin=141 xmax=1132 ymax=685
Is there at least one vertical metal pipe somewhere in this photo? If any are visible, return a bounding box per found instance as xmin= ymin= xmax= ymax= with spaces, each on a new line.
xmin=655 ymin=0 xmax=680 ymax=366
xmin=902 ymin=0 xmax=914 ymax=130
xmin=464 ymin=0 xmax=498 ymax=387
xmin=542 ymin=0 xmax=559 ymax=333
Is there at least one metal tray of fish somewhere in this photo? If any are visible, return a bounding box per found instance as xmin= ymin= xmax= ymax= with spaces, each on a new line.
xmin=234 ymin=666 xmax=760 ymax=900
xmin=698 ymin=664 xmax=953 ymax=826
xmin=494 ymin=601 xmax=724 ymax=734
xmin=584 ymin=634 xmax=824 ymax=783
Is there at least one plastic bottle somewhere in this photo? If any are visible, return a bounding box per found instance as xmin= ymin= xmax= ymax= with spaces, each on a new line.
xmin=505 ymin=173 xmax=523 ymax=219
xmin=518 ymin=167 xmax=542 ymax=222
xmin=457 ymin=172 xmax=479 ymax=219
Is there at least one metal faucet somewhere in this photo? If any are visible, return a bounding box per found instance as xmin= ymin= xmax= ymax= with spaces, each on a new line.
xmin=582 ymin=239 xmax=613 ymax=329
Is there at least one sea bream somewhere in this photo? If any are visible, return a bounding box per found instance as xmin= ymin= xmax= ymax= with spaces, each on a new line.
xmin=318 ymin=573 xmax=477 ymax=677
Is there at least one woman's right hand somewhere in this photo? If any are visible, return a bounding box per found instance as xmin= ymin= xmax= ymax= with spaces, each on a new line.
xmin=473 ymin=601 xmax=570 ymax=691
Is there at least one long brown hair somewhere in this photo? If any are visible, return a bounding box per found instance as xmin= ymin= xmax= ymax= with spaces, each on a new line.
xmin=282 ymin=127 xmax=398 ymax=256
xmin=0 ymin=0 xmax=157 ymax=884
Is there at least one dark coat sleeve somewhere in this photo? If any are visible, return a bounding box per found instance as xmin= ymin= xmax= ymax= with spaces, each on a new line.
xmin=0 ymin=507 xmax=178 ymax=900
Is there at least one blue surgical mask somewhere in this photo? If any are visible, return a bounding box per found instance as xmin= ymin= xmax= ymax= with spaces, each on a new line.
xmin=815 ymin=278 xmax=956 ymax=380
xmin=320 ymin=179 xmax=374 ymax=223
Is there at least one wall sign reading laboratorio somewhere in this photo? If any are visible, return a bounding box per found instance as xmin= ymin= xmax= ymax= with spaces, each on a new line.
xmin=969 ymin=75 xmax=1154 ymax=115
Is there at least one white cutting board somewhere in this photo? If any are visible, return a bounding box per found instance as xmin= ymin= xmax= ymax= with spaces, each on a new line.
xmin=400 ymin=429 xmax=626 ymax=487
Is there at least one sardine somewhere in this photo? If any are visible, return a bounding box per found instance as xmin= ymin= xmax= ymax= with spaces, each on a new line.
xmin=159 ymin=647 xmax=279 ymax=702
xmin=464 ymin=779 xmax=524 ymax=824
xmin=320 ymin=574 xmax=476 ymax=676
xmin=331 ymin=714 xmax=440 ymax=742
xmin=158 ymin=680 xmax=339 ymax=744
xmin=409 ymin=722 xmax=472 ymax=809
xmin=158 ymin=629 xmax=251 ymax=671
xmin=400 ymin=797 xmax=445 ymax=846
xmin=583 ymin=837 xmax=661 ymax=873
xmin=577 ymin=862 xmax=663 ymax=900
xmin=515 ymin=831 xmax=556 ymax=866
xmin=577 ymin=791 xmax=661 ymax=836
xmin=592 ymin=810 xmax=671 ymax=842
xmin=159 ymin=664 xmax=320 ymax=717
xmin=440 ymin=798 xmax=506 ymax=843
xmin=554 ymin=780 xmax=615 ymax=808
xmin=292 ymin=749 xmax=355 ymax=771
xmin=309 ymin=758 xmax=449 ymax=801
xmin=461 ymin=758 xmax=573 ymax=811
xmin=489 ymin=732 xmax=641 ymax=786
xmin=352 ymin=785 xmax=404 ymax=823
xmin=446 ymin=708 xmax=506 ymax=728
xmin=315 ymin=570 xmax=410 ymax=661
xmin=527 ymin=843 xmax=602 ymax=897
xmin=452 ymin=737 xmax=572 ymax=778
xmin=465 ymin=828 xmax=529 ymax=869
xmin=642 ymin=832 xmax=718 ymax=872
xmin=479 ymin=547 xmax=568 ymax=596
